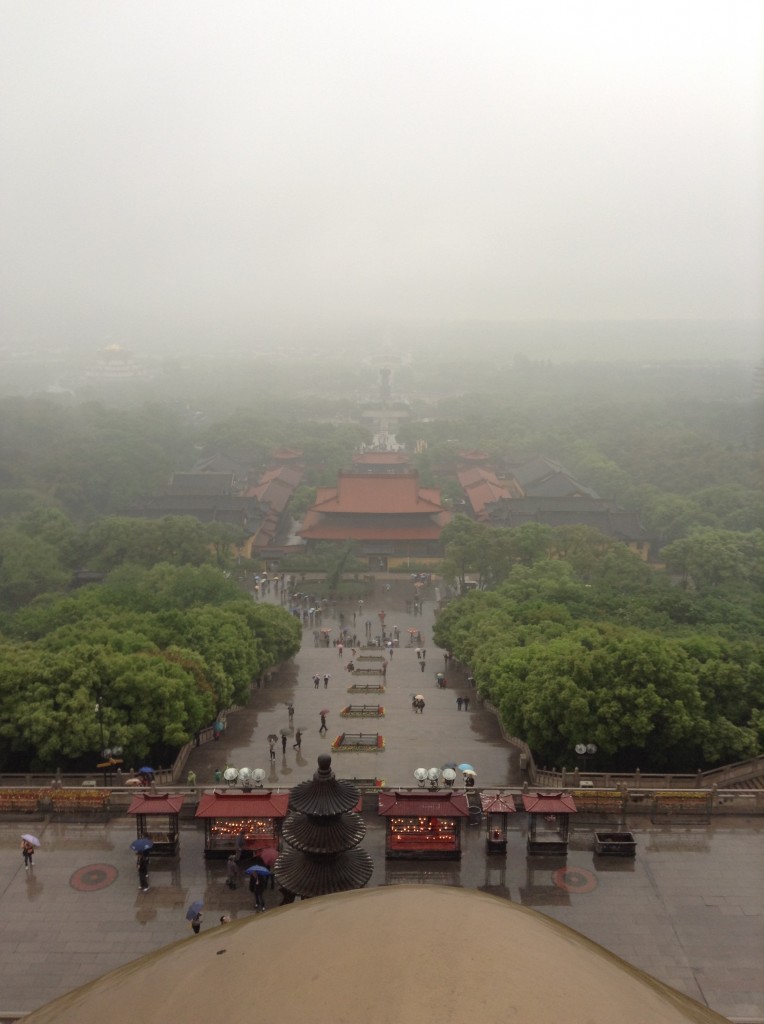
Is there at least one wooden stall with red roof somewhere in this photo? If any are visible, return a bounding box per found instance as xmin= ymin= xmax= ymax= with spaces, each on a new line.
xmin=522 ymin=792 xmax=577 ymax=855
xmin=194 ymin=790 xmax=290 ymax=859
xmin=480 ymin=792 xmax=517 ymax=855
xmin=127 ymin=792 xmax=185 ymax=855
xmin=378 ymin=790 xmax=470 ymax=859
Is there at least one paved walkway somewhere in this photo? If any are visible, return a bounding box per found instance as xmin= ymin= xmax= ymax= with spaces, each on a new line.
xmin=0 ymin=578 xmax=762 ymax=1021
xmin=184 ymin=576 xmax=520 ymax=791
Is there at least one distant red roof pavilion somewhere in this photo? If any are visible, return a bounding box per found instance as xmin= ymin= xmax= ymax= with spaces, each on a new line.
xmin=521 ymin=792 xmax=577 ymax=815
xmin=195 ymin=791 xmax=290 ymax=819
xmin=480 ymin=793 xmax=518 ymax=815
xmin=127 ymin=792 xmax=185 ymax=816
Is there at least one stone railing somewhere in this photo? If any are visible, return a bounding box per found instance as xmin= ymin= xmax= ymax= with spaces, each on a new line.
xmin=0 ymin=782 xmax=761 ymax=818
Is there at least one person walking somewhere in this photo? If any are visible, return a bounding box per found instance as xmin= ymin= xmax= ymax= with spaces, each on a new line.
xmin=225 ymin=854 xmax=239 ymax=890
xmin=269 ymin=738 xmax=276 ymax=762
xmin=293 ymin=729 xmax=302 ymax=751
xmin=287 ymin=703 xmax=295 ymax=723
xmin=456 ymin=696 xmax=463 ymax=711
xmin=463 ymin=696 xmax=470 ymax=711
xmin=420 ymin=659 xmax=426 ymax=673
xmin=281 ymin=733 xmax=287 ymax=755
xmin=137 ymin=850 xmax=150 ymax=892
xmin=187 ymin=768 xmax=197 ymax=791
xmin=338 ymin=642 xmax=343 ymax=658
xmin=235 ymin=829 xmax=247 ymax=863
xmin=319 ymin=712 xmax=327 ymax=733
xmin=21 ymin=838 xmax=35 ymax=870
xmin=313 ymin=674 xmax=320 ymax=689
xmin=323 ymin=673 xmax=330 ymax=689
xmin=191 ymin=911 xmax=203 ymax=934
xmin=415 ymin=647 xmax=421 ymax=659
xmin=250 ymin=872 xmax=266 ymax=912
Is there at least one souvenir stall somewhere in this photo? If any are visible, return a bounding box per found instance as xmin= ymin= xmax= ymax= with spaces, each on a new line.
xmin=378 ymin=791 xmax=470 ymax=860
xmin=194 ymin=791 xmax=289 ymax=859
xmin=127 ymin=792 xmax=185 ymax=855
xmin=522 ymin=792 xmax=577 ymax=855
xmin=480 ymin=792 xmax=517 ymax=855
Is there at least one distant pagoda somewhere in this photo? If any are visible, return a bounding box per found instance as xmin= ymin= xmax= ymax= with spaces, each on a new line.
xmin=274 ymin=754 xmax=373 ymax=899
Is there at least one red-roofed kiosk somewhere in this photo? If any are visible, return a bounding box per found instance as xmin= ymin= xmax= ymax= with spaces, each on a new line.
xmin=127 ymin=792 xmax=185 ymax=855
xmin=194 ymin=790 xmax=290 ymax=859
xmin=522 ymin=792 xmax=577 ymax=855
xmin=378 ymin=790 xmax=470 ymax=859
xmin=480 ymin=792 xmax=517 ymax=855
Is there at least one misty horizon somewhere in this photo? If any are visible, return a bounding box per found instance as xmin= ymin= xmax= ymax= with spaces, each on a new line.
xmin=1 ymin=1 xmax=762 ymax=360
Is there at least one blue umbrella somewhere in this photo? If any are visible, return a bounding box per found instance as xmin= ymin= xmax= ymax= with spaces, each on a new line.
xmin=130 ymin=838 xmax=154 ymax=853
xmin=138 ymin=766 xmax=155 ymax=774
xmin=442 ymin=762 xmax=457 ymax=770
xmin=457 ymin=763 xmax=475 ymax=772
xmin=185 ymin=899 xmax=204 ymax=921
xmin=245 ymin=864 xmax=271 ymax=876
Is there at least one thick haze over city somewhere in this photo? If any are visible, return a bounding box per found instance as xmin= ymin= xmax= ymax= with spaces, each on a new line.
xmin=0 ymin=0 xmax=761 ymax=361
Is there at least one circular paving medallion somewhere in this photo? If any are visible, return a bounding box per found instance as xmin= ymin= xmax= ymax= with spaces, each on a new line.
xmin=70 ymin=863 xmax=119 ymax=892
xmin=552 ymin=866 xmax=597 ymax=894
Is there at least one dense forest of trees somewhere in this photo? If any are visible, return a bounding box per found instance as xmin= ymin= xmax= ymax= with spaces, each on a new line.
xmin=433 ymin=520 xmax=763 ymax=771
xmin=0 ymin=358 xmax=760 ymax=773
xmin=0 ymin=500 xmax=301 ymax=771
xmin=0 ymin=563 xmax=301 ymax=771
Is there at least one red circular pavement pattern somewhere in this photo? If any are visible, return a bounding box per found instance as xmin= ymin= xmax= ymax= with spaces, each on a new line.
xmin=70 ymin=863 xmax=119 ymax=892
xmin=553 ymin=866 xmax=597 ymax=894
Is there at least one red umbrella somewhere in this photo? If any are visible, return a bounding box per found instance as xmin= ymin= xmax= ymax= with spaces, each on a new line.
xmin=320 ymin=709 xmax=330 ymax=715
xmin=257 ymin=847 xmax=278 ymax=867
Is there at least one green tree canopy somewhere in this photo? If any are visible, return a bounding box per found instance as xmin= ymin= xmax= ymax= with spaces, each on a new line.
xmin=434 ymin=552 xmax=763 ymax=772
xmin=0 ymin=564 xmax=301 ymax=771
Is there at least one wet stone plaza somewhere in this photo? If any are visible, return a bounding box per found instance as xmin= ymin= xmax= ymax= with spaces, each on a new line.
xmin=0 ymin=578 xmax=762 ymax=1020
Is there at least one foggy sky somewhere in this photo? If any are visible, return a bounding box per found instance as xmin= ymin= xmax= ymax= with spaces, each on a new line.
xmin=0 ymin=1 xmax=761 ymax=352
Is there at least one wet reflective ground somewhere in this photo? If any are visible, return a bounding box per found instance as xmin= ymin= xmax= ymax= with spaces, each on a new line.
xmin=0 ymin=579 xmax=761 ymax=1019
xmin=1 ymin=814 xmax=761 ymax=1019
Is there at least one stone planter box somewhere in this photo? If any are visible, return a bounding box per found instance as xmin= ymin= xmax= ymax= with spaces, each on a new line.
xmin=331 ymin=732 xmax=385 ymax=752
xmin=340 ymin=705 xmax=385 ymax=718
xmin=594 ymin=831 xmax=637 ymax=856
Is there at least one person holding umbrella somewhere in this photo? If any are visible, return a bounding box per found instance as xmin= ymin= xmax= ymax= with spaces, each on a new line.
xmin=20 ymin=835 xmax=38 ymax=870
xmin=247 ymin=865 xmax=269 ymax=911
xmin=136 ymin=849 xmax=150 ymax=891
xmin=186 ymin=900 xmax=204 ymax=933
